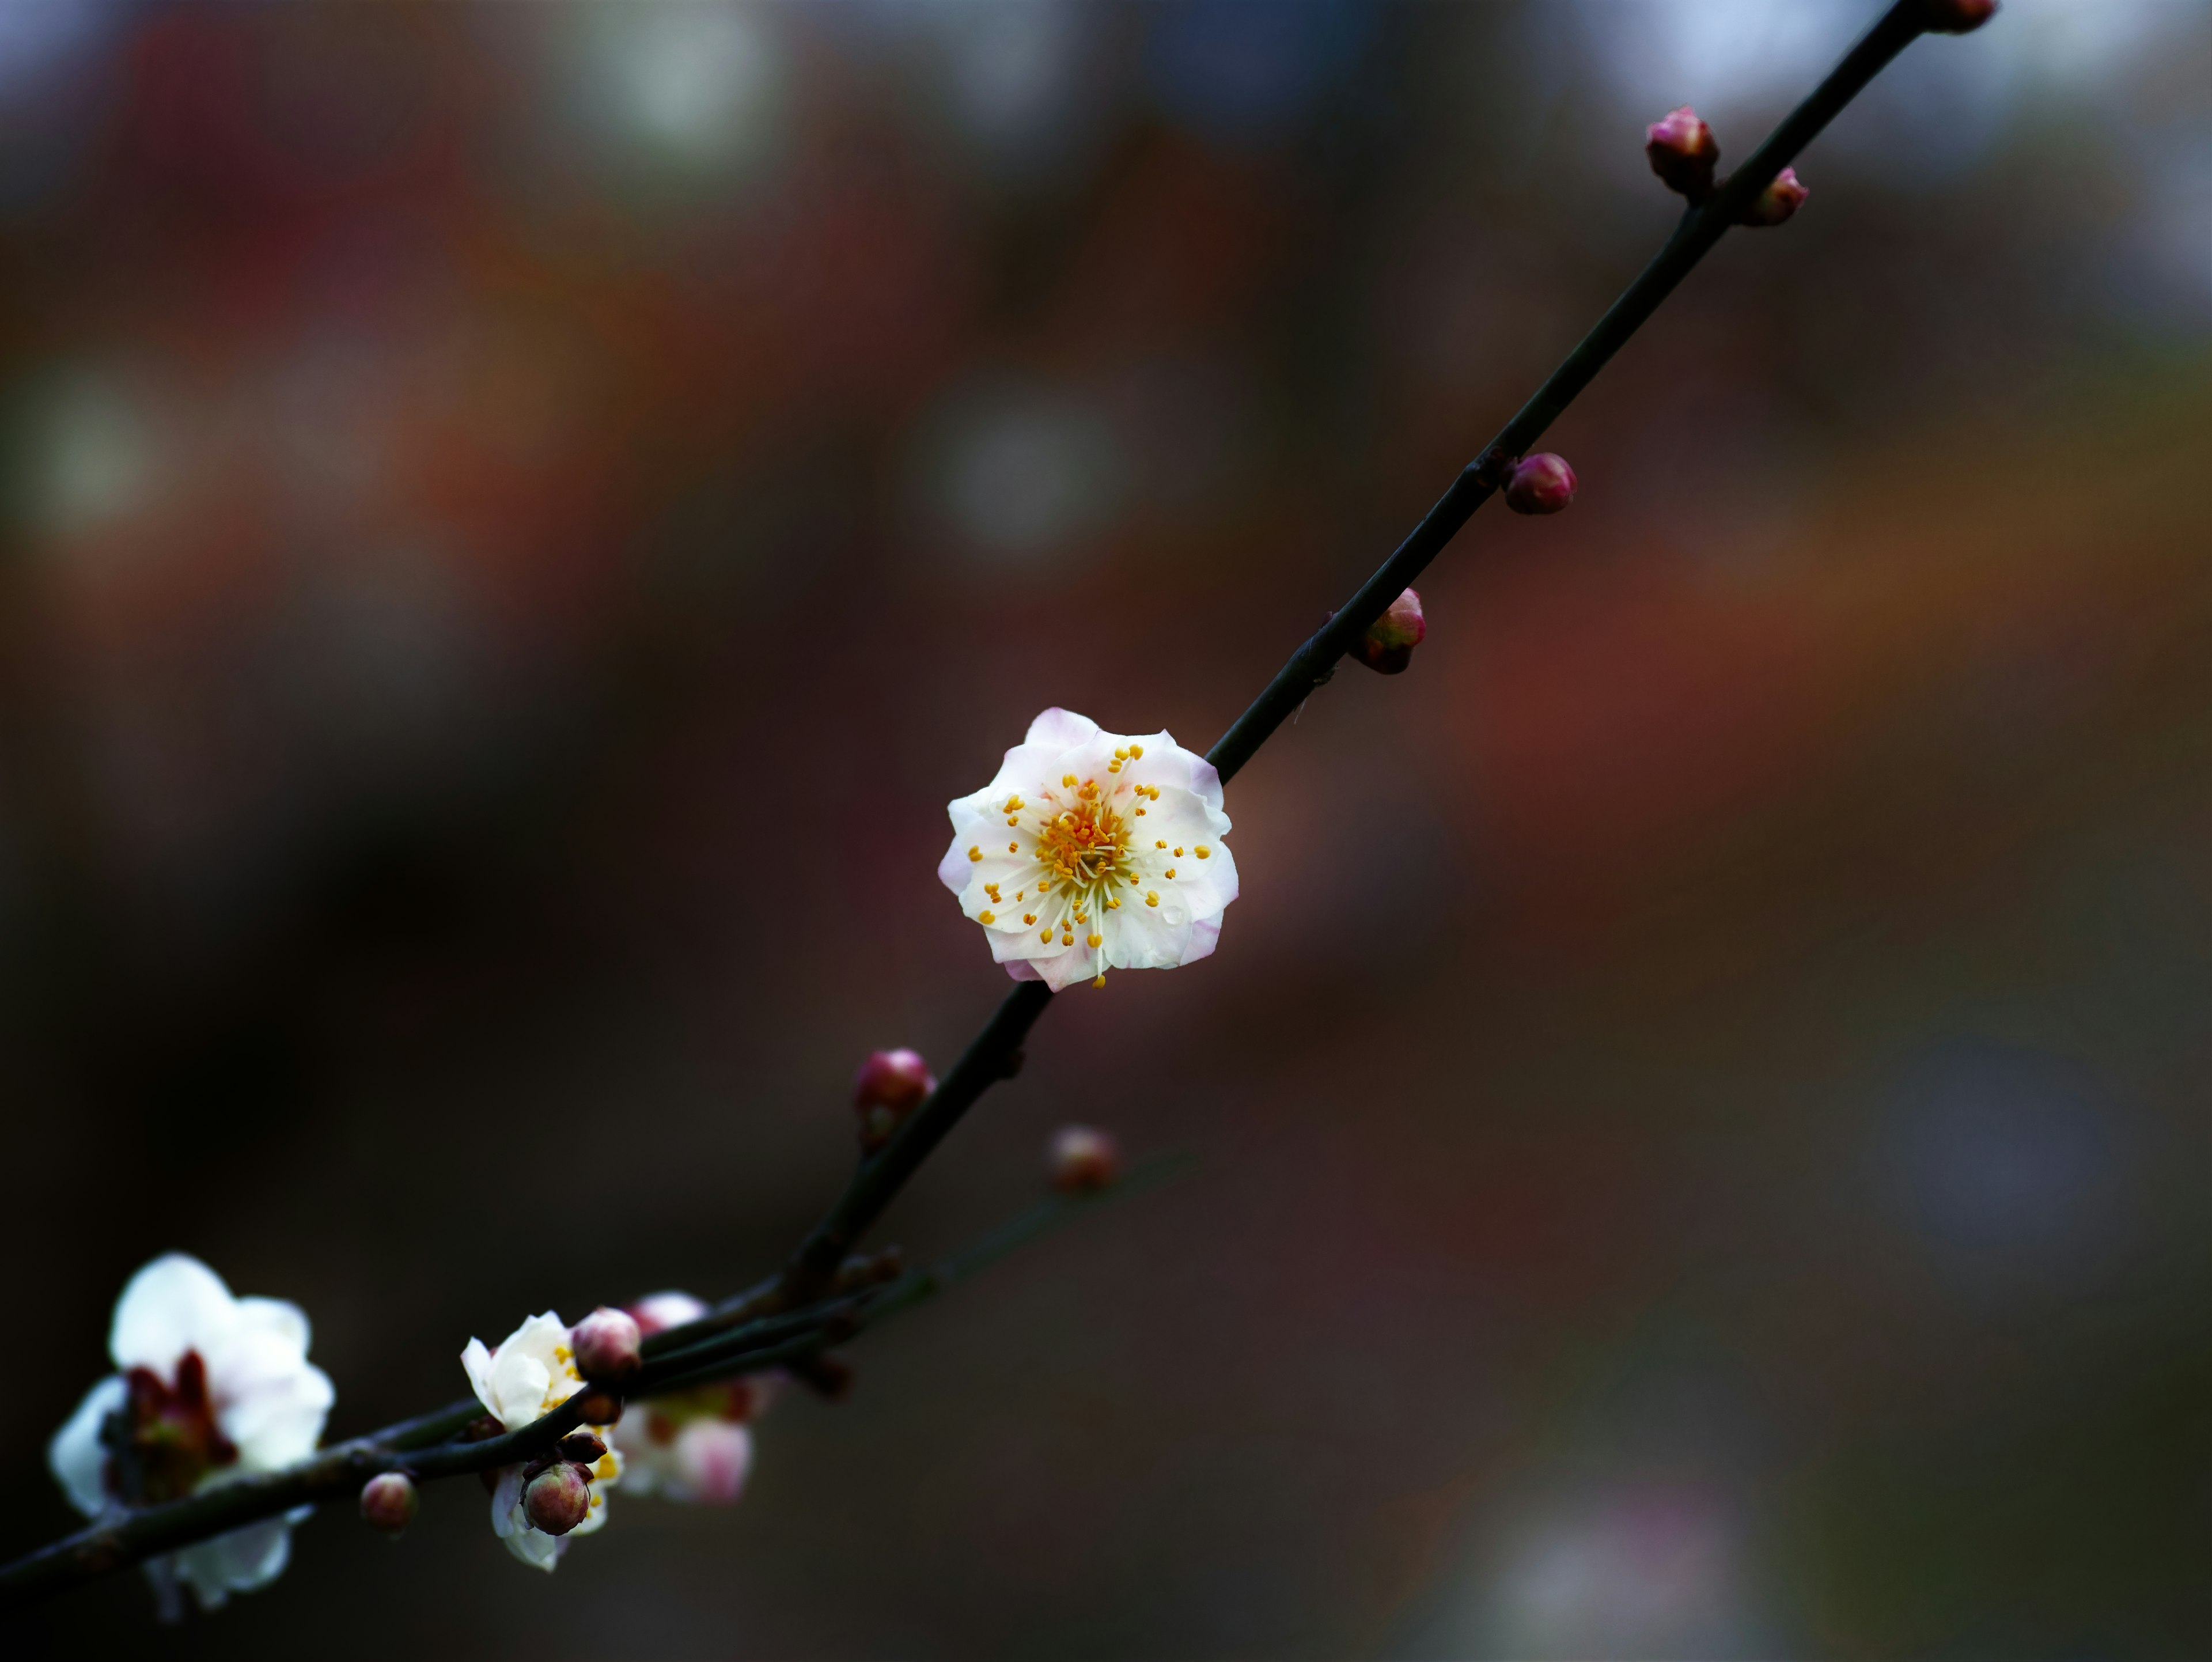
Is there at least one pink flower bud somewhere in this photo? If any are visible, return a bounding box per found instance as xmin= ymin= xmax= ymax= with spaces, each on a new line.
xmin=1737 ymin=167 xmax=1809 ymax=227
xmin=1353 ymin=588 xmax=1426 ymax=676
xmin=359 ymin=1471 xmax=418 ymax=1535
xmin=1050 ymin=1125 xmax=1120 ymax=1194
xmin=571 ymin=1306 xmax=642 ymax=1387
xmin=558 ymin=1430 xmax=607 ymax=1463
xmin=853 ymin=1047 xmax=935 ymax=1151
xmin=1923 ymin=0 xmax=1997 ymax=32
xmin=1504 ymin=453 xmax=1577 ymax=515
xmin=1645 ymin=107 xmax=1718 ymax=200
xmin=522 ymin=1462 xmax=593 ymax=1535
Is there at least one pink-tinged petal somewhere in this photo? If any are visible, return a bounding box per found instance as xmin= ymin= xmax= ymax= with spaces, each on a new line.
xmin=1177 ymin=914 xmax=1222 ymax=967
xmin=109 ymin=1254 xmax=236 ymax=1376
xmin=670 ymin=1420 xmax=753 ymax=1504
xmin=49 ymin=1375 xmax=124 ymax=1518
xmin=1001 ymin=955 xmax=1045 ymax=982
xmin=1024 ymin=707 xmax=1100 ymax=749
xmin=630 ymin=1291 xmax=707 ymax=1336
xmin=1102 ymin=894 xmax=1192 ymax=971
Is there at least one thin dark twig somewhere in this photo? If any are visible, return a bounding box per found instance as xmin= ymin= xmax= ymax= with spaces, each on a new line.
xmin=2 ymin=0 xmax=1959 ymax=1608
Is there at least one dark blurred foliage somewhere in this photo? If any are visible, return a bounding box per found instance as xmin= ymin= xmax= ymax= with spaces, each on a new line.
xmin=4 ymin=2 xmax=2209 ymax=1657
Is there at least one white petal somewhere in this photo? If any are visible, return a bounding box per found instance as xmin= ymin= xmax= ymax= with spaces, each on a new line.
xmin=488 ymin=1464 xmax=525 ymax=1537
xmin=1024 ymin=707 xmax=1100 ymax=750
xmin=227 ymin=1296 xmax=310 ymax=1360
xmin=218 ymin=1350 xmax=334 ymax=1471
xmin=1101 ymin=895 xmax=1191 ymax=971
xmin=48 ymin=1375 xmax=124 ymax=1519
xmin=169 ymin=1519 xmax=291 ymax=1608
xmin=631 ymin=1291 xmax=707 ymax=1334
xmin=503 ymin=1528 xmax=565 ymax=1572
xmin=460 ymin=1337 xmax=499 ymax=1417
xmin=109 ymin=1254 xmax=236 ymax=1375
xmin=489 ymin=1349 xmax=551 ymax=1429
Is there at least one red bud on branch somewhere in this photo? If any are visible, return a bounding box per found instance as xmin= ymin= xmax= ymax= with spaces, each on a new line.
xmin=522 ymin=1464 xmax=593 ymax=1535
xmin=1505 ymin=453 xmax=1578 ymax=515
xmin=1354 ymin=588 xmax=1426 ymax=675
xmin=1924 ymin=0 xmax=1998 ymax=33
xmin=359 ymin=1473 xmax=418 ymax=1535
xmin=1050 ymin=1125 xmax=1120 ymax=1194
xmin=1645 ymin=107 xmax=1719 ymax=200
xmin=570 ymin=1307 xmax=642 ymax=1387
xmin=854 ymin=1047 xmax=935 ymax=1152
xmin=1737 ymin=167 xmax=1809 ymax=226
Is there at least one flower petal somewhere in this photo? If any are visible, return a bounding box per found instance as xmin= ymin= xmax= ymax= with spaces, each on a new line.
xmin=1024 ymin=707 xmax=1100 ymax=751
xmin=503 ymin=1528 xmax=564 ymax=1572
xmin=169 ymin=1519 xmax=292 ymax=1610
xmin=49 ymin=1375 xmax=124 ymax=1519
xmin=460 ymin=1338 xmax=499 ymax=1417
xmin=109 ymin=1254 xmax=236 ymax=1376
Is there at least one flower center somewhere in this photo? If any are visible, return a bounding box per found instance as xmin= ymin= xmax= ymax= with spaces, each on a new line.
xmin=1037 ymin=791 xmax=1131 ymax=908
xmin=107 ymin=1350 xmax=238 ymax=1505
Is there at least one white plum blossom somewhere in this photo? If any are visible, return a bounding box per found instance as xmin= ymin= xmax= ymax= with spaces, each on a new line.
xmin=608 ymin=1290 xmax=776 ymax=1505
xmin=47 ymin=1254 xmax=334 ymax=1615
xmin=460 ymin=1311 xmax=624 ymax=1571
xmin=938 ymin=708 xmax=1238 ymax=992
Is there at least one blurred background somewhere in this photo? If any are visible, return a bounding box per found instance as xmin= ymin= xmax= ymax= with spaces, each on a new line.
xmin=5 ymin=1 xmax=2209 ymax=1656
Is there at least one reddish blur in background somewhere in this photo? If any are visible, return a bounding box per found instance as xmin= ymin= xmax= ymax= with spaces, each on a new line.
xmin=5 ymin=2 xmax=2209 ymax=1657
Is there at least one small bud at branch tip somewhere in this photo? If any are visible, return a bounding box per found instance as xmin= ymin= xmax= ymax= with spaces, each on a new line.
xmin=1050 ymin=1125 xmax=1120 ymax=1194
xmin=1505 ymin=453 xmax=1577 ymax=516
xmin=359 ymin=1472 xmax=418 ymax=1535
xmin=1645 ymin=106 xmax=1718 ymax=201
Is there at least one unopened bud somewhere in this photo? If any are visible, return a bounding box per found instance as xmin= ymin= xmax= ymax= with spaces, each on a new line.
xmin=571 ymin=1306 xmax=642 ymax=1387
xmin=1353 ymin=588 xmax=1426 ymax=676
xmin=1050 ymin=1125 xmax=1120 ymax=1194
xmin=573 ymin=1388 xmax=623 ymax=1426
xmin=669 ymin=1419 xmax=754 ymax=1504
xmin=1645 ymin=107 xmax=1718 ymax=200
xmin=1504 ymin=453 xmax=1577 ymax=516
xmin=1923 ymin=0 xmax=1997 ymax=32
xmin=557 ymin=1430 xmax=607 ymax=1463
xmin=1737 ymin=166 xmax=1808 ymax=228
xmin=522 ymin=1462 xmax=593 ymax=1536
xmin=359 ymin=1471 xmax=418 ymax=1535
xmin=853 ymin=1047 xmax=935 ymax=1152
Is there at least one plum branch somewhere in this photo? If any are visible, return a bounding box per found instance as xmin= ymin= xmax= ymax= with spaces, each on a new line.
xmin=0 ymin=0 xmax=1987 ymax=1611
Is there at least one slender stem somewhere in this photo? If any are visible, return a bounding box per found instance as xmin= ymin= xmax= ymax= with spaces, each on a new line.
xmin=2 ymin=0 xmax=1953 ymax=1609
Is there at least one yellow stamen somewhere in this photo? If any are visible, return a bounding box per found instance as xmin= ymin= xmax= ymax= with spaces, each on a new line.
xmin=1196 ymin=845 xmax=1211 ymax=858
xmin=1087 ymin=932 xmax=1101 ymax=948
xmin=1156 ymin=839 xmax=1166 ymax=849
xmin=1024 ymin=913 xmax=1037 ymax=925
xmin=968 ymin=846 xmax=981 ymax=862
xmin=1165 ymin=868 xmax=1176 ymax=878
xmin=1146 ymin=891 xmax=1160 ymax=907
xmin=1062 ymin=773 xmax=1077 ymax=788
xmin=1041 ymin=929 xmax=1053 ymax=942
xmin=1107 ymin=898 xmax=1120 ymax=909
xmin=1008 ymin=842 xmax=1018 ymax=853
xmin=979 ymin=910 xmax=995 ymax=925
xmin=1129 ymin=743 xmax=1143 ymax=758
xmin=1093 ymin=974 xmax=1105 ymax=988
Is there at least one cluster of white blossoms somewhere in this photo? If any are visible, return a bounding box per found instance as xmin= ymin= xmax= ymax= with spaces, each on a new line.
xmin=460 ymin=1312 xmax=626 ymax=1571
xmin=939 ymin=708 xmax=1238 ymax=993
xmin=608 ymin=1291 xmax=778 ymax=1504
xmin=47 ymin=1254 xmax=334 ymax=1615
